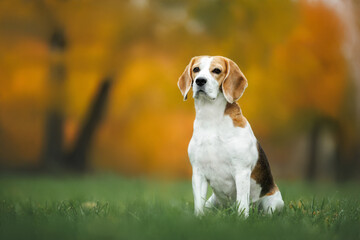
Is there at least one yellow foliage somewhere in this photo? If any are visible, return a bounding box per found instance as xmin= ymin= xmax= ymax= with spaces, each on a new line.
xmin=0 ymin=0 xmax=350 ymax=176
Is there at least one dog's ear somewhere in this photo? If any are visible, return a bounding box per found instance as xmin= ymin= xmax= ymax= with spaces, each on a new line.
xmin=178 ymin=57 xmax=196 ymax=101
xmin=222 ymin=58 xmax=248 ymax=103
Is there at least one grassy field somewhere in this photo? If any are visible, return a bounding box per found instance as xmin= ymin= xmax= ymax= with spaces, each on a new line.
xmin=0 ymin=174 xmax=359 ymax=240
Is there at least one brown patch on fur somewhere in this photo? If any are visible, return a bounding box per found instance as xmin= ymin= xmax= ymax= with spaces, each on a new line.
xmin=265 ymin=185 xmax=279 ymax=196
xmin=178 ymin=57 xmax=200 ymax=100
xmin=222 ymin=58 xmax=248 ymax=103
xmin=210 ymin=56 xmax=228 ymax=85
xmin=190 ymin=56 xmax=202 ymax=80
xmin=224 ymin=102 xmax=247 ymax=128
xmin=251 ymin=142 xmax=278 ymax=197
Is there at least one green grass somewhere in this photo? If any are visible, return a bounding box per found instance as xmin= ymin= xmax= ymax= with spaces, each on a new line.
xmin=0 ymin=174 xmax=359 ymax=240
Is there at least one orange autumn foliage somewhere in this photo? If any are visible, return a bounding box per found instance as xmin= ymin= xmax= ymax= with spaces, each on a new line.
xmin=0 ymin=0 xmax=350 ymax=177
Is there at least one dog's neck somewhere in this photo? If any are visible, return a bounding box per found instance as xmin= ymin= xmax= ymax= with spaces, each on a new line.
xmin=194 ymin=93 xmax=228 ymax=126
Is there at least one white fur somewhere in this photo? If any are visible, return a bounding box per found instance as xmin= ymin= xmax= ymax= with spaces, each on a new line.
xmin=192 ymin=57 xmax=220 ymax=101
xmin=259 ymin=191 xmax=284 ymax=214
xmin=188 ymin=57 xmax=284 ymax=217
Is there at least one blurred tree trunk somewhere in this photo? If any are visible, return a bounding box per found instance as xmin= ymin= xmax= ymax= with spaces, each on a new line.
xmin=306 ymin=117 xmax=344 ymax=181
xmin=343 ymin=0 xmax=360 ymax=181
xmin=65 ymin=78 xmax=113 ymax=172
xmin=306 ymin=120 xmax=321 ymax=181
xmin=42 ymin=29 xmax=66 ymax=171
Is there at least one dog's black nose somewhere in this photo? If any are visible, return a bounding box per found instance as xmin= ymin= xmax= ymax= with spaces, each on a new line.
xmin=195 ymin=78 xmax=207 ymax=86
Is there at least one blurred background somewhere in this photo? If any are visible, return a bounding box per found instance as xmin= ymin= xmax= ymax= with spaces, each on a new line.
xmin=0 ymin=0 xmax=359 ymax=181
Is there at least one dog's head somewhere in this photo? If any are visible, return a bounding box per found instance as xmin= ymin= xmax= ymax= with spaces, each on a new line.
xmin=177 ymin=56 xmax=248 ymax=103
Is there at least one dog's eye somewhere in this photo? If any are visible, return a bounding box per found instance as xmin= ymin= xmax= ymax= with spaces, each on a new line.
xmin=212 ymin=68 xmax=221 ymax=74
xmin=193 ymin=67 xmax=200 ymax=73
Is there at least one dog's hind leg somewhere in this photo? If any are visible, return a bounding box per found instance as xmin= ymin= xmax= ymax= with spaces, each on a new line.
xmin=259 ymin=190 xmax=284 ymax=214
xmin=205 ymin=193 xmax=219 ymax=209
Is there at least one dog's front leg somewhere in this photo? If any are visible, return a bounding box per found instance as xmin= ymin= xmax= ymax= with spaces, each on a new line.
xmin=192 ymin=168 xmax=208 ymax=216
xmin=235 ymin=169 xmax=251 ymax=217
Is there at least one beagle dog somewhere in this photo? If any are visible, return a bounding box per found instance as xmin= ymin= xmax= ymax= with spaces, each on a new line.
xmin=178 ymin=56 xmax=284 ymax=217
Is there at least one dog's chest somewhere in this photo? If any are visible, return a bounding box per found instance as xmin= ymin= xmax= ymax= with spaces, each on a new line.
xmin=189 ymin=120 xmax=233 ymax=174
xmin=188 ymin=115 xmax=256 ymax=199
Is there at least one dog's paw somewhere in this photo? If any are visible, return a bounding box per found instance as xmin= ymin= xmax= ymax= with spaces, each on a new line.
xmin=194 ymin=209 xmax=205 ymax=218
xmin=238 ymin=207 xmax=249 ymax=218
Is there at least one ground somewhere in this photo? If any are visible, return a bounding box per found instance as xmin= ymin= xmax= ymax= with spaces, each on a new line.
xmin=0 ymin=174 xmax=359 ymax=240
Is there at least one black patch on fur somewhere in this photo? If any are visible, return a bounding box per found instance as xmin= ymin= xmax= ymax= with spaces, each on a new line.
xmin=252 ymin=142 xmax=276 ymax=197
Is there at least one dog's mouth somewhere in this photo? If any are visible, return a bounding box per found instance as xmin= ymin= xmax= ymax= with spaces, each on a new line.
xmin=194 ymin=89 xmax=206 ymax=97
xmin=194 ymin=89 xmax=216 ymax=101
